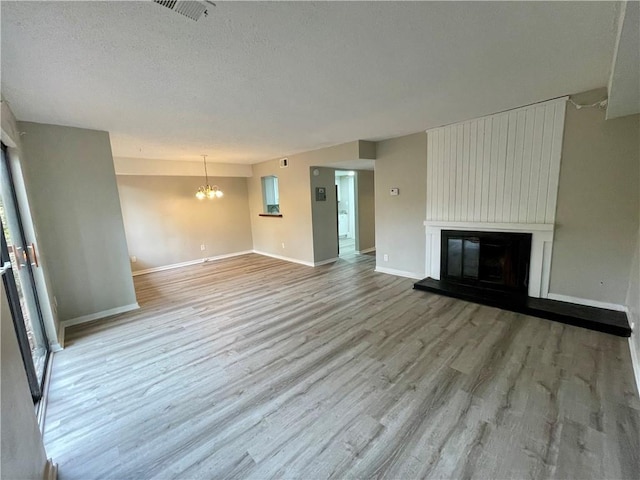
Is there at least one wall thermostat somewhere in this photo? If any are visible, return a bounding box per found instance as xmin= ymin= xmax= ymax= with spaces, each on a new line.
xmin=390 ymin=187 xmax=400 ymax=196
xmin=316 ymin=187 xmax=326 ymax=201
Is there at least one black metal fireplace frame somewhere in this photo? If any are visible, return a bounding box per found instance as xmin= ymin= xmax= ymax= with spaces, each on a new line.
xmin=440 ymin=230 xmax=532 ymax=293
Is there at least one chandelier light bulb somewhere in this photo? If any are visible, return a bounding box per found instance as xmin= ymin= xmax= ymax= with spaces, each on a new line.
xmin=195 ymin=155 xmax=224 ymax=200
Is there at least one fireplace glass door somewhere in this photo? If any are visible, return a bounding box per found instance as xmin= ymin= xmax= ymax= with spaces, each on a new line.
xmin=441 ymin=231 xmax=531 ymax=293
xmin=446 ymin=237 xmax=480 ymax=280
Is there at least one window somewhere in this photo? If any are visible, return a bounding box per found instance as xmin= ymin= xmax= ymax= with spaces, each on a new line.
xmin=261 ymin=176 xmax=279 ymax=214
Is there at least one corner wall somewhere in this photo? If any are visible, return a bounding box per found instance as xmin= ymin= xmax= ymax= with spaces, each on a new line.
xmin=18 ymin=122 xmax=137 ymax=322
xmin=550 ymin=89 xmax=640 ymax=306
xmin=117 ymin=175 xmax=253 ymax=272
xmin=248 ymin=141 xmax=371 ymax=265
xmin=356 ymin=170 xmax=375 ymax=252
xmin=311 ymin=167 xmax=338 ymax=263
xmin=374 ymin=132 xmax=427 ymax=278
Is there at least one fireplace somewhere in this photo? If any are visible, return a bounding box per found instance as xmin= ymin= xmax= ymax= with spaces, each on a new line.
xmin=441 ymin=230 xmax=532 ymax=294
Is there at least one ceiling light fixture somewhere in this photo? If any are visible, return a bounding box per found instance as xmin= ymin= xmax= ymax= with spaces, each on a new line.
xmin=196 ymin=155 xmax=223 ymax=200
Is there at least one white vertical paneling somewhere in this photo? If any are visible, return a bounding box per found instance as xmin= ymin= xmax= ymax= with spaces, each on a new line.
xmin=451 ymin=126 xmax=458 ymax=220
xmin=437 ymin=128 xmax=445 ymax=220
xmin=461 ymin=123 xmax=470 ymax=218
xmin=519 ymin=107 xmax=535 ymax=221
xmin=474 ymin=120 xmax=485 ymax=222
xmin=536 ymin=106 xmax=555 ymax=223
xmin=481 ymin=119 xmax=492 ymax=222
xmin=510 ymin=110 xmax=526 ymax=222
xmin=545 ymin=102 xmax=566 ymax=222
xmin=527 ymin=107 xmax=545 ymax=223
xmin=443 ymin=127 xmax=450 ymax=220
xmin=426 ymin=97 xmax=567 ymax=225
xmin=426 ymin=130 xmax=434 ymax=220
xmin=454 ymin=124 xmax=464 ymax=221
xmin=488 ymin=116 xmax=499 ymax=222
xmin=503 ymin=111 xmax=517 ymax=223
xmin=449 ymin=126 xmax=457 ymax=221
xmin=495 ymin=114 xmax=509 ymax=222
xmin=468 ymin=122 xmax=478 ymax=222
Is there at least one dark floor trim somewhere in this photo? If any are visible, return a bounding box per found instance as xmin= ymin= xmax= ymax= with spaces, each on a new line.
xmin=413 ymin=277 xmax=631 ymax=337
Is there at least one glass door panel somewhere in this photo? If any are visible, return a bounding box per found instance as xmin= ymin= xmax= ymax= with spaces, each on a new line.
xmin=0 ymin=144 xmax=48 ymax=398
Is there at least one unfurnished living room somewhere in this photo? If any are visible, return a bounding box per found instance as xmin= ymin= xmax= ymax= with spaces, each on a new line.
xmin=1 ymin=1 xmax=639 ymax=479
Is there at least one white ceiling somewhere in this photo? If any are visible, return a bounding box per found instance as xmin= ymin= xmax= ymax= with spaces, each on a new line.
xmin=1 ymin=1 xmax=620 ymax=165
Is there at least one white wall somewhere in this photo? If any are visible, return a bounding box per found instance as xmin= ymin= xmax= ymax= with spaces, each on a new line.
xmin=18 ymin=122 xmax=138 ymax=322
xmin=1 ymin=282 xmax=49 ymax=480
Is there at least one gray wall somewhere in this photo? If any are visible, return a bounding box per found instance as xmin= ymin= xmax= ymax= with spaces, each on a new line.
xmin=1 ymin=100 xmax=60 ymax=346
xmin=311 ymin=167 xmax=339 ymax=263
xmin=116 ymin=175 xmax=253 ymax=272
xmin=248 ymin=141 xmax=369 ymax=264
xmin=374 ymin=132 xmax=428 ymax=277
xmin=550 ymin=91 xmax=640 ymax=304
xmin=18 ymin=122 xmax=137 ymax=321
xmin=356 ymin=170 xmax=375 ymax=252
xmin=1 ymin=283 xmax=49 ymax=479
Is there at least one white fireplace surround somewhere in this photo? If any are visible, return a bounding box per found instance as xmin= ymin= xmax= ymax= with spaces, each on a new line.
xmin=424 ymin=221 xmax=554 ymax=298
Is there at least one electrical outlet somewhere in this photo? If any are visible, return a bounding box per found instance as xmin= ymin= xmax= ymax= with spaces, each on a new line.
xmin=383 ymin=254 xmax=389 ymax=262
xmin=130 ymin=255 xmax=137 ymax=263
xmin=201 ymin=244 xmax=206 ymax=251
xmin=281 ymin=242 xmax=285 ymax=249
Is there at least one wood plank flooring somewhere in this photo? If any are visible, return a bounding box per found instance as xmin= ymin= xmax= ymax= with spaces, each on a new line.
xmin=44 ymin=253 xmax=640 ymax=479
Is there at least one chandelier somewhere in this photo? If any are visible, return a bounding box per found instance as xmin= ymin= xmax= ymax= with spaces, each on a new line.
xmin=195 ymin=155 xmax=223 ymax=200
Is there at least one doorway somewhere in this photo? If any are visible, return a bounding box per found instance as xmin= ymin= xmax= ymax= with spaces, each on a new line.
xmin=335 ymin=171 xmax=356 ymax=256
xmin=0 ymin=143 xmax=49 ymax=402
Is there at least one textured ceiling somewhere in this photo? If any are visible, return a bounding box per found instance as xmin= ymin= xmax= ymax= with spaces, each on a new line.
xmin=1 ymin=1 xmax=619 ymax=164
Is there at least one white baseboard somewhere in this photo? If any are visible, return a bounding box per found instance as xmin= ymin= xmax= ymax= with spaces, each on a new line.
xmin=546 ymin=293 xmax=627 ymax=312
xmin=630 ymin=335 xmax=640 ymax=398
xmin=132 ymin=251 xmax=253 ymax=276
xmin=61 ymin=303 xmax=140 ymax=329
xmin=357 ymin=247 xmax=376 ymax=254
xmin=375 ymin=266 xmax=424 ymax=280
xmin=57 ymin=326 xmax=65 ymax=350
xmin=315 ymin=257 xmax=339 ymax=266
xmin=252 ymin=250 xmax=315 ymax=267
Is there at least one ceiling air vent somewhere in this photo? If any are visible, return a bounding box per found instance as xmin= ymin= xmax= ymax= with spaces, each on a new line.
xmin=153 ymin=0 xmax=215 ymax=22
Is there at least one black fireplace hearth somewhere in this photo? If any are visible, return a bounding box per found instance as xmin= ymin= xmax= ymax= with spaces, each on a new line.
xmin=413 ymin=229 xmax=631 ymax=337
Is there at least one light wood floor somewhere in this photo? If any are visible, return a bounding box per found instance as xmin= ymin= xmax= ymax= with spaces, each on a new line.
xmin=44 ymin=253 xmax=640 ymax=479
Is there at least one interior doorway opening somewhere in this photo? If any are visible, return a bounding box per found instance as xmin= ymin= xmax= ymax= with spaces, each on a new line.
xmin=335 ymin=170 xmax=357 ymax=257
